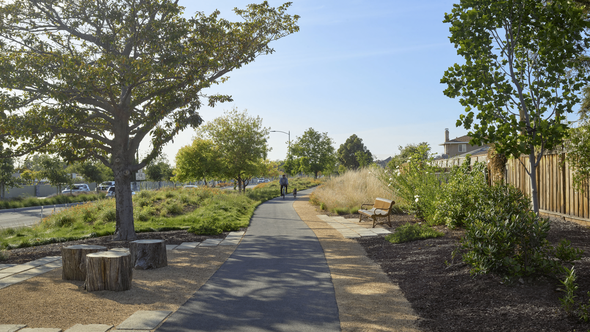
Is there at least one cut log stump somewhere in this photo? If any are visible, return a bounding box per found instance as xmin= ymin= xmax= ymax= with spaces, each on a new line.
xmin=85 ymin=251 xmax=133 ymax=292
xmin=129 ymin=239 xmax=167 ymax=270
xmin=61 ymin=244 xmax=107 ymax=280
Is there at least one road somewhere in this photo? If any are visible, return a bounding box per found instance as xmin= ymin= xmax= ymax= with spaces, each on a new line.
xmin=0 ymin=205 xmax=73 ymax=229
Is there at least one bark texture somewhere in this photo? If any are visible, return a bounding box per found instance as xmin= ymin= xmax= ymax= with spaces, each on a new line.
xmin=85 ymin=251 xmax=133 ymax=292
xmin=129 ymin=239 xmax=167 ymax=270
xmin=61 ymin=244 xmax=107 ymax=281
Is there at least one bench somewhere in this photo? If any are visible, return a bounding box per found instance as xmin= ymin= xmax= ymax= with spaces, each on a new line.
xmin=358 ymin=197 xmax=395 ymax=228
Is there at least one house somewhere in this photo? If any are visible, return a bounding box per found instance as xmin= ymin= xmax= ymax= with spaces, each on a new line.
xmin=439 ymin=128 xmax=488 ymax=158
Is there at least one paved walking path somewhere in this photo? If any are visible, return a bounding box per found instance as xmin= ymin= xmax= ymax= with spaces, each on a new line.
xmin=157 ymin=189 xmax=340 ymax=332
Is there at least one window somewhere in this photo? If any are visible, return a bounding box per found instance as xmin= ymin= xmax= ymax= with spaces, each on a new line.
xmin=459 ymin=144 xmax=467 ymax=153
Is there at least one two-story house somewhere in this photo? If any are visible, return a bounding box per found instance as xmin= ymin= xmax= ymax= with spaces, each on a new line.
xmin=440 ymin=128 xmax=487 ymax=158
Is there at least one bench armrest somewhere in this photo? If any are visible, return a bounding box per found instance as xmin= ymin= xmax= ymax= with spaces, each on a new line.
xmin=360 ymin=203 xmax=374 ymax=209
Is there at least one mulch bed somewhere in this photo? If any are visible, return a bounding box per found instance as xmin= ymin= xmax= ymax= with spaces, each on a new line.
xmin=352 ymin=212 xmax=590 ymax=332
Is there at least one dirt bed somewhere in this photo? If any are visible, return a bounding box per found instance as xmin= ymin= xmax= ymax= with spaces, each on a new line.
xmin=355 ymin=213 xmax=590 ymax=332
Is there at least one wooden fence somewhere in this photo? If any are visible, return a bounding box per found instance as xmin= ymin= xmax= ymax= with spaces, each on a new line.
xmin=505 ymin=153 xmax=590 ymax=222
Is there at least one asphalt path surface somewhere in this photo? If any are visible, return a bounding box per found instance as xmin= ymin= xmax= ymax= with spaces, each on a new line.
xmin=157 ymin=188 xmax=340 ymax=332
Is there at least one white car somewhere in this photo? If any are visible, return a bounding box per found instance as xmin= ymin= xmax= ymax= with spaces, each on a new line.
xmin=62 ymin=183 xmax=90 ymax=193
xmin=106 ymin=186 xmax=136 ymax=198
xmin=98 ymin=181 xmax=115 ymax=191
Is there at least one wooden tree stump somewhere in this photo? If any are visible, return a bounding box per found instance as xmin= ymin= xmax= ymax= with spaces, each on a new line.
xmin=129 ymin=239 xmax=167 ymax=270
xmin=85 ymin=251 xmax=133 ymax=292
xmin=61 ymin=244 xmax=107 ymax=280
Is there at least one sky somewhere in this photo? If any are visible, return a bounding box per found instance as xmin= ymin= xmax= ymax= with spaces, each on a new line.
xmin=150 ymin=0 xmax=470 ymax=164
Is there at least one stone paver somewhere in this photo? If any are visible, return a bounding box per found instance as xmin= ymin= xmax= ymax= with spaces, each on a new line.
xmin=116 ymin=311 xmax=171 ymax=330
xmin=19 ymin=328 xmax=61 ymax=332
xmin=0 ymin=325 xmax=27 ymax=332
xmin=318 ymin=215 xmax=392 ymax=238
xmin=0 ymin=264 xmax=16 ymax=271
xmin=63 ymin=324 xmax=112 ymax=332
xmin=199 ymin=239 xmax=221 ymax=247
xmin=173 ymin=242 xmax=199 ymax=250
xmin=165 ymin=245 xmax=178 ymax=251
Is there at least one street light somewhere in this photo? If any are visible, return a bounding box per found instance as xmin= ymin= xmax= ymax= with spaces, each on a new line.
xmin=270 ymin=130 xmax=290 ymax=152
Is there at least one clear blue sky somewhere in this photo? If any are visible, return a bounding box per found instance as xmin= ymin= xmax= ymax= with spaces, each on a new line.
xmin=152 ymin=0 xmax=470 ymax=164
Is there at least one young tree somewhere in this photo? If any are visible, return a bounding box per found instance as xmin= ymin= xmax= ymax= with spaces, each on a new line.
xmin=174 ymin=138 xmax=222 ymax=186
xmin=290 ymin=128 xmax=336 ymax=179
xmin=198 ymin=108 xmax=270 ymax=193
xmin=37 ymin=156 xmax=71 ymax=195
xmin=74 ymin=161 xmax=112 ymax=190
xmin=337 ymin=134 xmax=373 ymax=170
xmin=387 ymin=142 xmax=429 ymax=169
xmin=441 ymin=0 xmax=590 ymax=213
xmin=0 ymin=158 xmax=23 ymax=199
xmin=145 ymin=157 xmax=174 ymax=184
xmin=0 ymin=0 xmax=299 ymax=240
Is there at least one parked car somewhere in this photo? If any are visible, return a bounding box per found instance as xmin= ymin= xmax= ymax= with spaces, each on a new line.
xmin=106 ymin=185 xmax=136 ymax=198
xmin=98 ymin=181 xmax=115 ymax=191
xmin=183 ymin=185 xmax=199 ymax=189
xmin=62 ymin=183 xmax=90 ymax=193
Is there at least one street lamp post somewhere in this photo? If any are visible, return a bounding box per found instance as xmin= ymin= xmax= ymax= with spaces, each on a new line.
xmin=270 ymin=130 xmax=290 ymax=152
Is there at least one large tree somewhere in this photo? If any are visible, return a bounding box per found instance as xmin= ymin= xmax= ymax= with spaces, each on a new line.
xmin=198 ymin=108 xmax=269 ymax=193
xmin=337 ymin=134 xmax=373 ymax=170
xmin=0 ymin=0 xmax=299 ymax=240
xmin=289 ymin=128 xmax=336 ymax=179
xmin=173 ymin=138 xmax=222 ymax=186
xmin=37 ymin=155 xmax=71 ymax=194
xmin=441 ymin=0 xmax=590 ymax=213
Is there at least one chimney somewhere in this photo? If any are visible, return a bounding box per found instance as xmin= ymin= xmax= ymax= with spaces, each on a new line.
xmin=445 ymin=128 xmax=449 ymax=142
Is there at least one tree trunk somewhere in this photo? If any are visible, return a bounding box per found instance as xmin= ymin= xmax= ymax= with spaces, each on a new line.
xmin=61 ymin=244 xmax=107 ymax=280
xmin=129 ymin=239 xmax=167 ymax=270
xmin=85 ymin=251 xmax=133 ymax=292
xmin=113 ymin=158 xmax=137 ymax=241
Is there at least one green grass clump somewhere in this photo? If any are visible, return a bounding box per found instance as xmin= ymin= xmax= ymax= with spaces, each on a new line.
xmin=385 ymin=223 xmax=444 ymax=244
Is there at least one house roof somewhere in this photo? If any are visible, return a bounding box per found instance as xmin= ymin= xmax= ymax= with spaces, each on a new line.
xmin=439 ymin=135 xmax=472 ymax=145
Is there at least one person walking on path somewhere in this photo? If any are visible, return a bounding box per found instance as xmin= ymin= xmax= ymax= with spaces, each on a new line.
xmin=279 ymin=174 xmax=289 ymax=197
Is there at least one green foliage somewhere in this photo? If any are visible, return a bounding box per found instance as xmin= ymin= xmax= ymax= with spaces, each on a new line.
xmin=337 ymin=134 xmax=373 ymax=170
xmin=197 ymin=108 xmax=270 ymax=192
xmin=289 ymin=128 xmax=336 ymax=179
xmin=441 ymin=0 xmax=590 ymax=213
xmin=385 ymin=223 xmax=444 ymax=244
xmin=145 ymin=157 xmax=174 ymax=182
xmin=173 ymin=137 xmax=222 ymax=184
xmin=380 ymin=144 xmax=440 ymax=220
xmin=386 ymin=142 xmax=430 ymax=170
xmin=566 ymin=120 xmax=590 ymax=192
xmin=560 ymin=266 xmax=578 ymax=315
xmin=432 ymin=158 xmax=488 ymax=228
xmin=461 ymin=206 xmax=583 ymax=280
xmin=0 ymin=157 xmax=24 ymax=199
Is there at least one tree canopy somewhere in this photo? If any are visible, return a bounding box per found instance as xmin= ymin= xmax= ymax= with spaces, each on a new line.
xmin=288 ymin=128 xmax=335 ymax=178
xmin=441 ymin=0 xmax=590 ymax=212
xmin=0 ymin=0 xmax=299 ymax=239
xmin=337 ymin=134 xmax=373 ymax=170
xmin=0 ymin=158 xmax=22 ymax=199
xmin=173 ymin=137 xmax=222 ymax=185
xmin=197 ymin=108 xmax=270 ymax=192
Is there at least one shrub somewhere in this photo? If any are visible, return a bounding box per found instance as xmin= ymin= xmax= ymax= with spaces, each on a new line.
xmin=385 ymin=223 xmax=444 ymax=244
xmin=100 ymin=209 xmax=117 ymax=223
xmin=461 ymin=207 xmax=583 ymax=280
xmin=432 ymin=158 xmax=487 ymax=228
xmin=53 ymin=214 xmax=76 ymax=227
xmin=379 ymin=145 xmax=440 ymax=220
